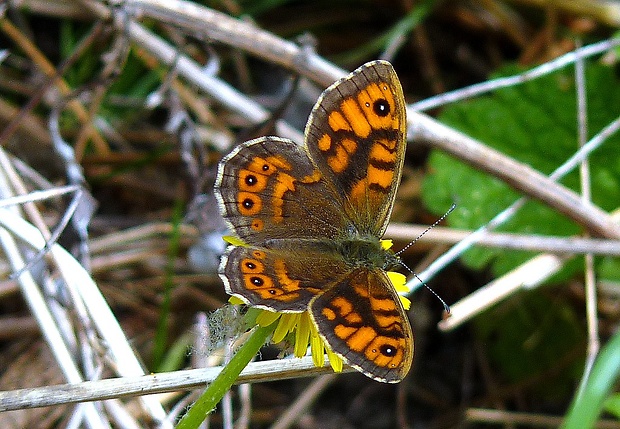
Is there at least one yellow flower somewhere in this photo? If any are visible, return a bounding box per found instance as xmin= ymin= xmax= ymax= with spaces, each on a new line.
xmin=388 ymin=271 xmax=411 ymax=310
xmin=229 ymin=295 xmax=346 ymax=371
xmin=253 ymin=309 xmax=344 ymax=372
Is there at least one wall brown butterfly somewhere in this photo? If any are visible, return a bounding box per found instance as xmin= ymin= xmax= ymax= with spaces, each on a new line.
xmin=214 ymin=61 xmax=412 ymax=383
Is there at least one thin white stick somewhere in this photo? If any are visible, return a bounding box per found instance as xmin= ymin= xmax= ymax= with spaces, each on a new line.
xmin=438 ymin=254 xmax=567 ymax=331
xmin=0 ymin=185 xmax=80 ymax=208
xmin=575 ymin=40 xmax=600 ymax=400
xmin=0 ymin=356 xmax=348 ymax=412
xmin=387 ymin=223 xmax=620 ymax=256
xmin=412 ymin=38 xmax=620 ymax=111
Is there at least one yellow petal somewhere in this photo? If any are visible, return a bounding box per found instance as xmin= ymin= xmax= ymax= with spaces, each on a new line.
xmin=387 ymin=271 xmax=407 ymax=292
xmin=223 ymin=235 xmax=246 ymax=246
xmin=256 ymin=310 xmax=280 ymax=327
xmin=228 ymin=296 xmax=246 ymax=305
xmin=288 ymin=313 xmax=301 ymax=333
xmin=326 ymin=347 xmax=343 ymax=373
xmin=272 ymin=313 xmax=299 ymax=343
xmin=294 ymin=313 xmax=312 ymax=358
xmin=386 ymin=272 xmax=411 ymax=309
xmin=399 ymin=295 xmax=411 ymax=311
xmin=310 ymin=331 xmax=325 ymax=368
xmin=380 ymin=239 xmax=393 ymax=250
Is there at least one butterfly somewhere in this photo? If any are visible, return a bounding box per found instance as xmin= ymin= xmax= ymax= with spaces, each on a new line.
xmin=214 ymin=61 xmax=412 ymax=383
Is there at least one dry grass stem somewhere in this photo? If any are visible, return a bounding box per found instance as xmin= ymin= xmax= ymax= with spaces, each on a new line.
xmin=387 ymin=223 xmax=620 ymax=256
xmin=0 ymin=356 xmax=349 ymax=412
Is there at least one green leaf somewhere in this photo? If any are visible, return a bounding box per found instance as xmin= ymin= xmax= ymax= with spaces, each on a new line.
xmin=422 ymin=62 xmax=620 ymax=278
xmin=598 ymin=257 xmax=620 ymax=282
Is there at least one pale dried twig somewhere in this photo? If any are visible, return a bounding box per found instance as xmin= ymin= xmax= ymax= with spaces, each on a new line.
xmin=387 ymin=224 xmax=620 ymax=256
xmin=0 ymin=356 xmax=349 ymax=412
xmin=575 ymin=39 xmax=600 ymax=399
xmin=411 ymin=38 xmax=620 ymax=111
xmin=438 ymin=208 xmax=620 ymax=331
xmin=413 ymin=112 xmax=620 ymax=289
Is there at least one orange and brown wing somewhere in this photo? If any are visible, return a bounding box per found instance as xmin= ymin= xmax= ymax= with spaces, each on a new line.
xmin=309 ymin=268 xmax=413 ymax=383
xmin=215 ymin=137 xmax=348 ymax=244
xmin=305 ymin=61 xmax=407 ymax=236
xmin=220 ymin=244 xmax=350 ymax=312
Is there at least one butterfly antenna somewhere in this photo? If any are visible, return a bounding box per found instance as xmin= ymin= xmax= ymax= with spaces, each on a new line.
xmin=394 ymin=203 xmax=456 ymax=314
xmin=398 ymin=261 xmax=451 ymax=314
xmin=416 ymin=271 xmax=451 ymax=314
xmin=394 ymin=203 xmax=456 ymax=257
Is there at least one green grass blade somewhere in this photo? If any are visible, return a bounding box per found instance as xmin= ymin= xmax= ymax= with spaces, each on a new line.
xmin=562 ymin=330 xmax=620 ymax=428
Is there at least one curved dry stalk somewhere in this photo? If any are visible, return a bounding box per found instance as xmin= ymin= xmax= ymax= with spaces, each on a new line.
xmin=575 ymin=42 xmax=600 ymax=398
xmin=412 ymin=38 xmax=620 ymax=111
xmin=411 ymin=112 xmax=620 ymax=240
xmin=0 ymin=190 xmax=169 ymax=426
xmin=122 ymin=0 xmax=348 ymax=86
xmin=0 ymin=226 xmax=108 ymax=429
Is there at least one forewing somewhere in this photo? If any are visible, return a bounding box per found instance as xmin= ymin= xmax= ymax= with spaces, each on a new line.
xmin=214 ymin=137 xmax=347 ymax=244
xmin=305 ymin=61 xmax=407 ymax=236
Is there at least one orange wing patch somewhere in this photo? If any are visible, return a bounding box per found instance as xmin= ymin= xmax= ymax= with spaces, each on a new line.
xmin=327 ymin=145 xmax=349 ymax=173
xmin=367 ymin=165 xmax=394 ymax=189
xmin=346 ymin=325 xmax=376 ymax=352
xmin=272 ymin=172 xmax=297 ymax=222
xmin=239 ymin=256 xmax=303 ymax=302
xmin=365 ymin=336 xmax=406 ymax=369
xmin=341 ymin=98 xmax=372 ymax=138
xmin=236 ymin=153 xmax=317 ymax=225
xmin=357 ymin=82 xmax=398 ymax=130
xmin=328 ymin=111 xmax=352 ymax=132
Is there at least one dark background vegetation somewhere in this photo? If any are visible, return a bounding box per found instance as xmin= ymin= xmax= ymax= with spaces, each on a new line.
xmin=1 ymin=0 xmax=619 ymax=428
